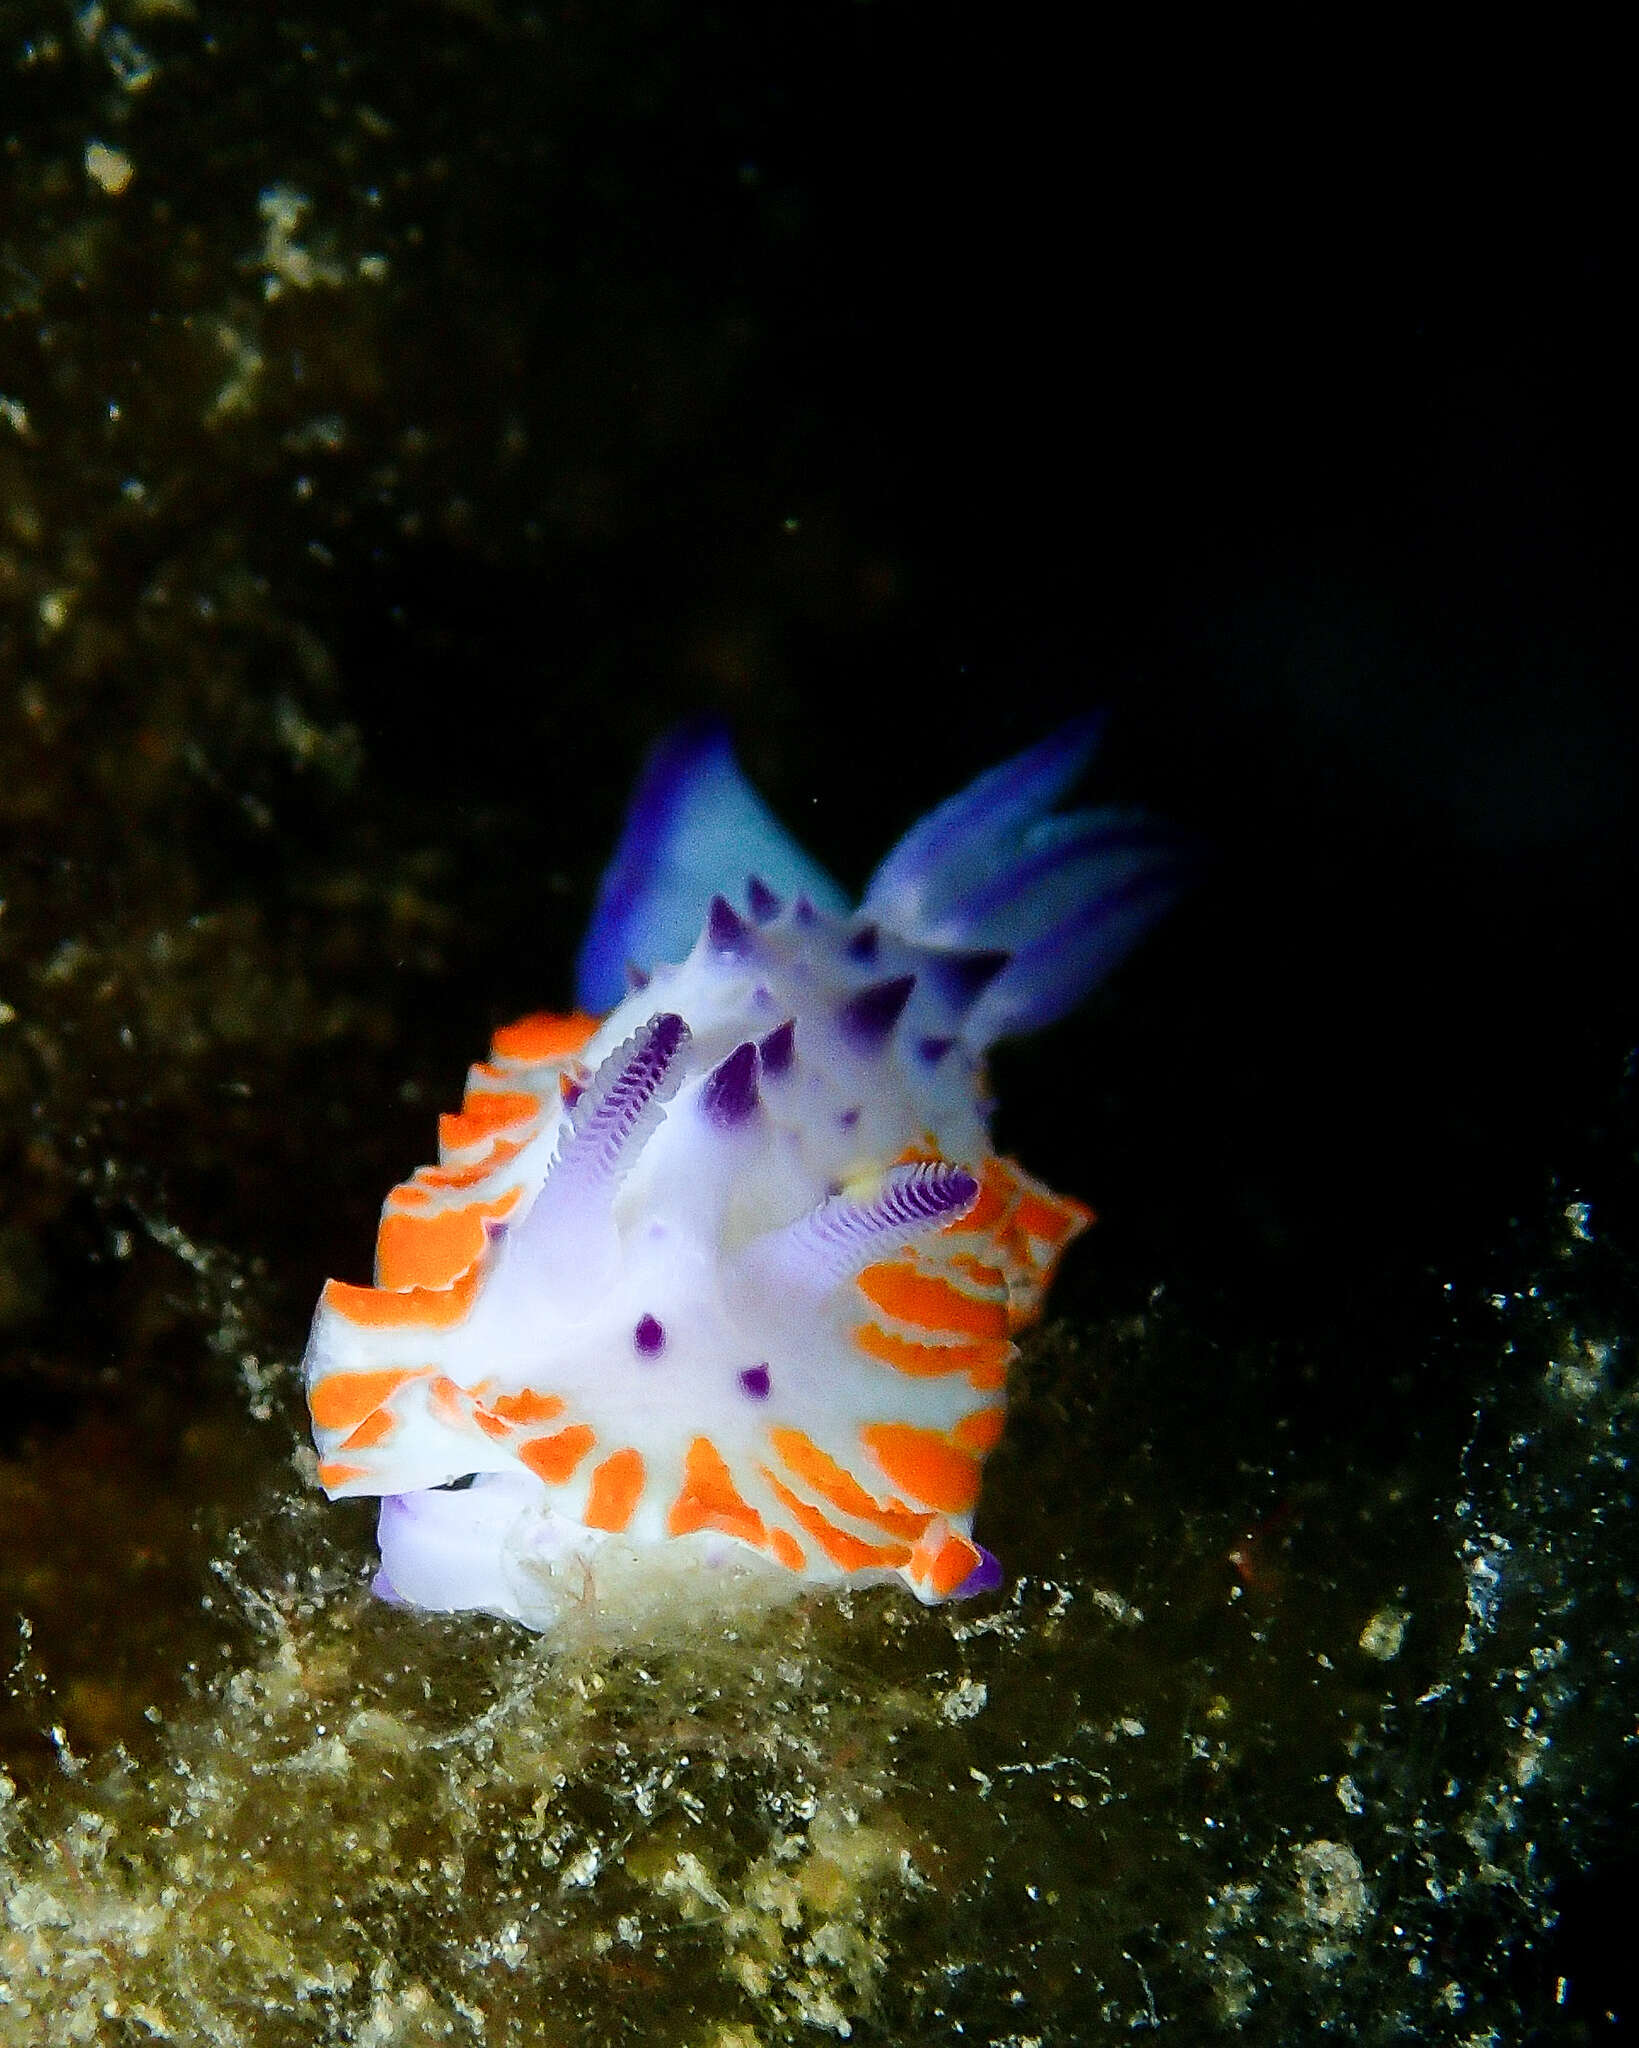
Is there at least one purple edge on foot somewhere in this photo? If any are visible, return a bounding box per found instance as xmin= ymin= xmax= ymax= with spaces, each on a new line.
xmin=953 ymin=1545 xmax=1005 ymax=1599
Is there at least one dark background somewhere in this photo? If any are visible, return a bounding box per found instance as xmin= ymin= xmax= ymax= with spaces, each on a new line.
xmin=327 ymin=37 xmax=1635 ymax=2025
xmin=329 ymin=11 xmax=1635 ymax=1341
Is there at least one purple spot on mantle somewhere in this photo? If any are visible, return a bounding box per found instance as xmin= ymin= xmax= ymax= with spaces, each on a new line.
xmin=700 ymin=1041 xmax=760 ymax=1128
xmin=837 ymin=973 xmax=916 ymax=1053
xmin=746 ymin=875 xmax=782 ymax=922
xmin=624 ymin=961 xmax=651 ymax=991
xmin=953 ymin=1545 xmax=1004 ymax=1599
xmin=917 ymin=1035 xmax=955 ymax=1065
xmin=837 ymin=1106 xmax=860 ymax=1129
xmin=738 ymin=1363 xmax=771 ymax=1400
xmin=844 ymin=921 xmax=879 ymax=964
xmin=759 ymin=1018 xmax=796 ymax=1077
xmin=633 ymin=1313 xmax=666 ymax=1357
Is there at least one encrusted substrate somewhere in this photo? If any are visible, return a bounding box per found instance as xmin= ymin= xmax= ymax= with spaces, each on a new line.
xmin=1 ymin=1577 xmax=942 ymax=2044
xmin=5 ymin=1188 xmax=1637 ymax=2045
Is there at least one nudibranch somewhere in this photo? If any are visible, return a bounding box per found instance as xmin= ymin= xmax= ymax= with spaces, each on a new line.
xmin=303 ymin=716 xmax=1185 ymax=1629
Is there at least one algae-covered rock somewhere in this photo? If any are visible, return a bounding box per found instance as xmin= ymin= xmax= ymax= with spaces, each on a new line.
xmin=3 ymin=1188 xmax=1635 ymax=2045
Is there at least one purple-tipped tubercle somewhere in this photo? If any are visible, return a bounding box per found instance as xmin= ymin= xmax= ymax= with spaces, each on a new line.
xmin=837 ymin=973 xmax=916 ymax=1053
xmin=928 ymin=947 xmax=1010 ymax=1010
xmin=738 ymin=1363 xmax=771 ymax=1400
xmin=746 ymin=875 xmax=782 ymax=922
xmin=845 ymin=922 xmax=879 ymax=964
xmin=700 ymin=1041 xmax=761 ymax=1129
xmin=758 ymin=1018 xmax=796 ymax=1077
xmin=633 ymin=1313 xmax=666 ymax=1357
xmin=707 ymin=894 xmax=754 ymax=957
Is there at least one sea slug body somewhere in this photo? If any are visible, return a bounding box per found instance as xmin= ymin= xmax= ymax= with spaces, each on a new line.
xmin=303 ymin=717 xmax=1185 ymax=1629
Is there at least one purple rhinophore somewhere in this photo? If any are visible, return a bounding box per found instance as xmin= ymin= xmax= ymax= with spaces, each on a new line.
xmin=700 ymin=1040 xmax=761 ymax=1128
xmin=917 ymin=1035 xmax=955 ymax=1065
xmin=557 ymin=1011 xmax=688 ymax=1187
xmin=827 ymin=1162 xmax=975 ymax=1240
xmin=837 ymin=973 xmax=916 ymax=1052
xmin=652 ymin=1010 xmax=688 ymax=1053
xmin=953 ymin=1544 xmax=1004 ymax=1599
xmin=483 ymin=1217 xmax=509 ymax=1243
xmin=624 ymin=961 xmax=651 ymax=991
xmin=868 ymin=1163 xmax=976 ymax=1229
xmin=593 ymin=1013 xmax=687 ymax=1130
xmin=928 ymin=947 xmax=1010 ymax=1010
xmin=758 ymin=1018 xmax=796 ymax=1076
xmin=633 ymin=1312 xmax=666 ymax=1357
xmin=761 ymin=1161 xmax=980 ymax=1285
xmin=844 ymin=921 xmax=879 ymax=964
xmin=707 ymin=894 xmax=754 ymax=957
xmin=746 ymin=874 xmax=782 ymax=922
xmin=738 ymin=1363 xmax=771 ymax=1400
